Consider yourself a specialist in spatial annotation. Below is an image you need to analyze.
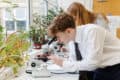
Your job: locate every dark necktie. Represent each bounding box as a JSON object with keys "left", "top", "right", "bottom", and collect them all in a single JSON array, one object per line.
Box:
[
  {"left": 74, "top": 42, "right": 89, "bottom": 80},
  {"left": 74, "top": 42, "right": 82, "bottom": 60}
]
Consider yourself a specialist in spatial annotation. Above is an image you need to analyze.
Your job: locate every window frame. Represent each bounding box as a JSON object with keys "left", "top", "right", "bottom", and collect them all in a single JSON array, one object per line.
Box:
[{"left": 2, "top": 5, "right": 29, "bottom": 34}]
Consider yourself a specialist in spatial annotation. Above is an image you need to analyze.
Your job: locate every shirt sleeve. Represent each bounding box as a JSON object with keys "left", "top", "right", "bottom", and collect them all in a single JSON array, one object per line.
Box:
[{"left": 62, "top": 27, "right": 106, "bottom": 72}]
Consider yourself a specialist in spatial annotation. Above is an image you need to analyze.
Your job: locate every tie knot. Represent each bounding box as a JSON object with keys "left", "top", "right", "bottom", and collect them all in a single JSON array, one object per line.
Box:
[{"left": 74, "top": 42, "right": 78, "bottom": 47}]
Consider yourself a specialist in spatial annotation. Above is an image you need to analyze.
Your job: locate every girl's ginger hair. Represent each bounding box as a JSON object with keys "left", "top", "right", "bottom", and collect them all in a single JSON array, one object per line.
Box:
[{"left": 67, "top": 2, "right": 97, "bottom": 26}]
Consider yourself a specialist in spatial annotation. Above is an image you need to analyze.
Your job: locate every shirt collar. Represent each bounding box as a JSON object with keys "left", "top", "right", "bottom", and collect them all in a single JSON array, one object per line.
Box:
[{"left": 75, "top": 27, "right": 81, "bottom": 44}]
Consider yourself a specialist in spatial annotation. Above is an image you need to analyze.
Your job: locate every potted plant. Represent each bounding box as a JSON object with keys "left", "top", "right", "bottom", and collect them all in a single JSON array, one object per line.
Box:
[
  {"left": 29, "top": 14, "right": 48, "bottom": 49},
  {"left": 30, "top": 8, "right": 63, "bottom": 49},
  {"left": 0, "top": 1, "right": 30, "bottom": 79},
  {"left": 0, "top": 30, "right": 30, "bottom": 79}
]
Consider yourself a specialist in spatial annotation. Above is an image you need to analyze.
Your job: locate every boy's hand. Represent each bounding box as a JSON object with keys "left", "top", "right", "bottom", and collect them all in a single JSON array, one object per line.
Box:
[{"left": 47, "top": 54, "right": 63, "bottom": 67}]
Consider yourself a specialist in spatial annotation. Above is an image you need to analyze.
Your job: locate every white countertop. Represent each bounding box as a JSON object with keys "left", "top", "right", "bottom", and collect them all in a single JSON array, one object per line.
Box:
[
  {"left": 11, "top": 49, "right": 79, "bottom": 80},
  {"left": 11, "top": 72, "right": 78, "bottom": 80}
]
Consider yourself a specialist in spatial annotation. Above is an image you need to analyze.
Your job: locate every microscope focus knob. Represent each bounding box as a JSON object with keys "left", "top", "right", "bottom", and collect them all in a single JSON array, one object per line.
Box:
[{"left": 31, "top": 62, "right": 36, "bottom": 67}]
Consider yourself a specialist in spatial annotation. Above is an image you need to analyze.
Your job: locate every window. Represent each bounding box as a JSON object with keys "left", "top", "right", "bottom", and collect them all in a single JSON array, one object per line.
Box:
[
  {"left": 5, "top": 21, "right": 15, "bottom": 31},
  {"left": 32, "top": 0, "right": 58, "bottom": 15},
  {"left": 16, "top": 20, "right": 26, "bottom": 31},
  {"left": 4, "top": 7, "right": 28, "bottom": 33}
]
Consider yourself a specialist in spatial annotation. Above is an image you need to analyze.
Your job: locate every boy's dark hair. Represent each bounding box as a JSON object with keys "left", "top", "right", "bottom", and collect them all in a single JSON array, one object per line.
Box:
[{"left": 49, "top": 12, "right": 75, "bottom": 36}]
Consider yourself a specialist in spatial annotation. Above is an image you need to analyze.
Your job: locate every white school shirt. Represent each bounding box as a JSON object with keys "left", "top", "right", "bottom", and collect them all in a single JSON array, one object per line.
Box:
[{"left": 62, "top": 24, "right": 120, "bottom": 72}]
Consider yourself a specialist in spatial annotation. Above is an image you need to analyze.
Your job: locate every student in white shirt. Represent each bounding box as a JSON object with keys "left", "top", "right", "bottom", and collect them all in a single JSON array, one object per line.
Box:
[
  {"left": 66, "top": 2, "right": 110, "bottom": 80},
  {"left": 64, "top": 2, "right": 110, "bottom": 80},
  {"left": 48, "top": 13, "right": 120, "bottom": 80}
]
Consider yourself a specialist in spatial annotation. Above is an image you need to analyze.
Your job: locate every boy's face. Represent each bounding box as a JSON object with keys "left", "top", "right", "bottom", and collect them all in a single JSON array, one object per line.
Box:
[{"left": 56, "top": 28, "right": 75, "bottom": 44}]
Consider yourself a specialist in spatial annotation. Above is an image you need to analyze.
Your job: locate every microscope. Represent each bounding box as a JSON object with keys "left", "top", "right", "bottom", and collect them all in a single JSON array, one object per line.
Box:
[
  {"left": 26, "top": 37, "right": 63, "bottom": 78},
  {"left": 30, "top": 53, "right": 51, "bottom": 78}
]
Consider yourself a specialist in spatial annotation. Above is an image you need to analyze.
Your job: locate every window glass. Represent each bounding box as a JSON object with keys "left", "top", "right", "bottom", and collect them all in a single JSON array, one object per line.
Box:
[
  {"left": 16, "top": 20, "right": 26, "bottom": 31},
  {"left": 15, "top": 8, "right": 26, "bottom": 19},
  {"left": 5, "top": 21, "right": 15, "bottom": 31},
  {"left": 5, "top": 10, "right": 13, "bottom": 20}
]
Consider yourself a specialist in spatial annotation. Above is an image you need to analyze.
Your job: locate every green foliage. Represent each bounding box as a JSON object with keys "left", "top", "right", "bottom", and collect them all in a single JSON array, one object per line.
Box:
[
  {"left": 42, "top": 7, "right": 63, "bottom": 27},
  {"left": 29, "top": 15, "right": 47, "bottom": 44},
  {"left": 0, "top": 25, "right": 3, "bottom": 47},
  {"left": 0, "top": 0, "right": 29, "bottom": 74},
  {"left": 0, "top": 31, "right": 30, "bottom": 74},
  {"left": 30, "top": 8, "right": 63, "bottom": 44}
]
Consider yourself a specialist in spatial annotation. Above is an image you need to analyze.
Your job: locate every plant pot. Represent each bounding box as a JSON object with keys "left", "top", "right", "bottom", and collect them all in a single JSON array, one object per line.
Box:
[{"left": 33, "top": 43, "right": 42, "bottom": 49}]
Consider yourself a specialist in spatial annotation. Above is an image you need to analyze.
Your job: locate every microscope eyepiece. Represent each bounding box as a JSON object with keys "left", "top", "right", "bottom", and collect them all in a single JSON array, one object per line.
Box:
[{"left": 48, "top": 37, "right": 57, "bottom": 45}]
